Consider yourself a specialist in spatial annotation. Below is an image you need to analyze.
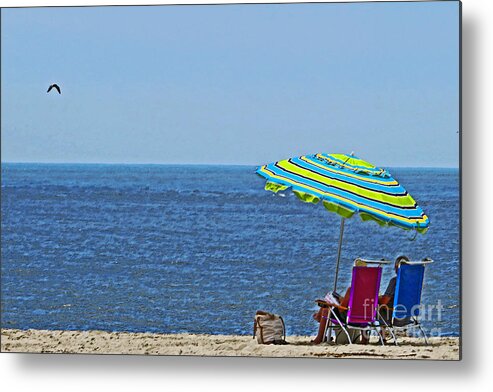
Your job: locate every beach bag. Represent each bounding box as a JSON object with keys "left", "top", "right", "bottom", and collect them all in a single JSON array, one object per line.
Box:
[{"left": 253, "top": 310, "right": 287, "bottom": 344}]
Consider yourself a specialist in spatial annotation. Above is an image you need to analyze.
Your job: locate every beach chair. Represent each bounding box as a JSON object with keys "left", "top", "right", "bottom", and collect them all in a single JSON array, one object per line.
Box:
[
  {"left": 378, "top": 259, "right": 433, "bottom": 346},
  {"left": 317, "top": 259, "right": 388, "bottom": 345}
]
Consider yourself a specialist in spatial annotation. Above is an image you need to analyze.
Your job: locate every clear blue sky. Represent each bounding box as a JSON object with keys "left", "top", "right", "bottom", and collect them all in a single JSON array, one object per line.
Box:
[{"left": 1, "top": 2, "right": 459, "bottom": 167}]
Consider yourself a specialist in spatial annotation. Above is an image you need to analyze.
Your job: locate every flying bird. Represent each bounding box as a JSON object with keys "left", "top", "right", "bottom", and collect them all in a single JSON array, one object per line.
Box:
[{"left": 47, "top": 84, "right": 61, "bottom": 94}]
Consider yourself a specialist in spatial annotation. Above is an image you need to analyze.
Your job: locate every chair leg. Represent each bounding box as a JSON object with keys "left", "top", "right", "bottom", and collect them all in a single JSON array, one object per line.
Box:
[
  {"left": 323, "top": 319, "right": 331, "bottom": 343},
  {"left": 329, "top": 309, "right": 353, "bottom": 344},
  {"left": 378, "top": 310, "right": 397, "bottom": 346},
  {"left": 418, "top": 324, "right": 429, "bottom": 345},
  {"left": 373, "top": 326, "right": 385, "bottom": 346},
  {"left": 389, "top": 328, "right": 398, "bottom": 346}
]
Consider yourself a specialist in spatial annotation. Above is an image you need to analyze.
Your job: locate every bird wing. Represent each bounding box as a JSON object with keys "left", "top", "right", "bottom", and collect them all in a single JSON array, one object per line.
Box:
[
  {"left": 54, "top": 84, "right": 61, "bottom": 94},
  {"left": 47, "top": 85, "right": 53, "bottom": 93}
]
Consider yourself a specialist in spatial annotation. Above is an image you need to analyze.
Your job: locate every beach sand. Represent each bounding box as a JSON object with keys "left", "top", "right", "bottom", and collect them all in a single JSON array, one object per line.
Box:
[{"left": 1, "top": 328, "right": 459, "bottom": 360}]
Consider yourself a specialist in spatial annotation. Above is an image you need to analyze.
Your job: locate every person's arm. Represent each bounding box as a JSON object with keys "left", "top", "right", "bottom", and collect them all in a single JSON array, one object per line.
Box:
[{"left": 379, "top": 277, "right": 396, "bottom": 305}]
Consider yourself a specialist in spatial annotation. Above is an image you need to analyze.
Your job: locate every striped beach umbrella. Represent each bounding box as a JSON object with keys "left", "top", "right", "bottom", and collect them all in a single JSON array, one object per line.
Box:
[{"left": 256, "top": 153, "right": 429, "bottom": 290}]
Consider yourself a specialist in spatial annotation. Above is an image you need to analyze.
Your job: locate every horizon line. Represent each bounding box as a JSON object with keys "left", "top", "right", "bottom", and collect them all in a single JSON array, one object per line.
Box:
[{"left": 1, "top": 160, "right": 460, "bottom": 169}]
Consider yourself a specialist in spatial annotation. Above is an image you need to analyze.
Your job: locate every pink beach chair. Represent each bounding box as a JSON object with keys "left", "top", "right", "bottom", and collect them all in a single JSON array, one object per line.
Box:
[{"left": 317, "top": 261, "right": 386, "bottom": 345}]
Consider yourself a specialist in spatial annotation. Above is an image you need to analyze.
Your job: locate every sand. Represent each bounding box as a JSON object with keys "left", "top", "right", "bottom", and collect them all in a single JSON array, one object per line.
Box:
[{"left": 0, "top": 328, "right": 460, "bottom": 360}]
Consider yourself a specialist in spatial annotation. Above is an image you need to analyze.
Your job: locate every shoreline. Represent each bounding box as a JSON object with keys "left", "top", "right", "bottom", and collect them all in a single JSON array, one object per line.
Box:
[{"left": 1, "top": 328, "right": 460, "bottom": 360}]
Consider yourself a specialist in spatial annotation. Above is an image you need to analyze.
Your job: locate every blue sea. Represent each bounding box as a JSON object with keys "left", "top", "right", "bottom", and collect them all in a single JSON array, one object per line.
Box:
[{"left": 1, "top": 164, "right": 460, "bottom": 336}]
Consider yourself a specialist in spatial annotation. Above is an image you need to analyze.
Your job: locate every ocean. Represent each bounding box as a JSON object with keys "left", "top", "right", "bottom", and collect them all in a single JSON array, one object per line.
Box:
[{"left": 1, "top": 164, "right": 460, "bottom": 337}]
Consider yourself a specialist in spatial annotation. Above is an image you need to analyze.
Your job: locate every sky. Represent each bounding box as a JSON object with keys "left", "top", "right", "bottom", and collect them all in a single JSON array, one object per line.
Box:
[{"left": 1, "top": 1, "right": 460, "bottom": 167}]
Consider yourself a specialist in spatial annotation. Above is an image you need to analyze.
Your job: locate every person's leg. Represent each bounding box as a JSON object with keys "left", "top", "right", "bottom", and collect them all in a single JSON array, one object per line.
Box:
[
  {"left": 313, "top": 307, "right": 323, "bottom": 322},
  {"left": 360, "top": 330, "right": 369, "bottom": 344},
  {"left": 312, "top": 307, "right": 328, "bottom": 344}
]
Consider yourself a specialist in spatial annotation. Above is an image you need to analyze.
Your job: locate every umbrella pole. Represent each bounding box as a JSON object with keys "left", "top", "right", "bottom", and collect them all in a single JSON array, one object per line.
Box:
[{"left": 333, "top": 217, "right": 345, "bottom": 292}]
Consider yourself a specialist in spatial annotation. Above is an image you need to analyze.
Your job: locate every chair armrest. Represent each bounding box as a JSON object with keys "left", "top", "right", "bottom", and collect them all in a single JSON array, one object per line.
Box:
[
  {"left": 316, "top": 299, "right": 348, "bottom": 311},
  {"left": 316, "top": 299, "right": 333, "bottom": 307}
]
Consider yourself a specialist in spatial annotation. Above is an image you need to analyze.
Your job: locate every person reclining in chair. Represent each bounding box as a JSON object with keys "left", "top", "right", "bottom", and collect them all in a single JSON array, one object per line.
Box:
[
  {"left": 312, "top": 258, "right": 376, "bottom": 345},
  {"left": 311, "top": 286, "right": 357, "bottom": 344},
  {"left": 379, "top": 255, "right": 410, "bottom": 310},
  {"left": 378, "top": 255, "right": 411, "bottom": 342}
]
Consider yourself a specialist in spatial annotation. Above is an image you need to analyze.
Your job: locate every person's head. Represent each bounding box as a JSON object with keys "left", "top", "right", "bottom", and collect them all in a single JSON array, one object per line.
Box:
[{"left": 394, "top": 255, "right": 410, "bottom": 274}]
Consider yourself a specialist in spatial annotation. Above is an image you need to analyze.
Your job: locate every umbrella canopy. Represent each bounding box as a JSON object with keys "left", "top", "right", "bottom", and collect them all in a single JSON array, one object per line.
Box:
[
  {"left": 256, "top": 153, "right": 429, "bottom": 232},
  {"left": 256, "top": 153, "right": 429, "bottom": 290}
]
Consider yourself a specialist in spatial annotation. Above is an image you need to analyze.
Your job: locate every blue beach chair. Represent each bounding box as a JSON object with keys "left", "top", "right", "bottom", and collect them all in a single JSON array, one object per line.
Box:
[{"left": 378, "top": 259, "right": 433, "bottom": 345}]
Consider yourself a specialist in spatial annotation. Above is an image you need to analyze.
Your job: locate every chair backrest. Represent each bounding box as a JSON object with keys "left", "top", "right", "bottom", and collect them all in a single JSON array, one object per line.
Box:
[
  {"left": 347, "top": 266, "right": 382, "bottom": 324},
  {"left": 392, "top": 263, "right": 426, "bottom": 320}
]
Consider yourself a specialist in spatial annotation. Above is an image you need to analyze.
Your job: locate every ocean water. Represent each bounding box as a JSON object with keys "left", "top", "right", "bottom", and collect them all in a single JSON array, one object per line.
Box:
[{"left": 1, "top": 164, "right": 460, "bottom": 336}]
